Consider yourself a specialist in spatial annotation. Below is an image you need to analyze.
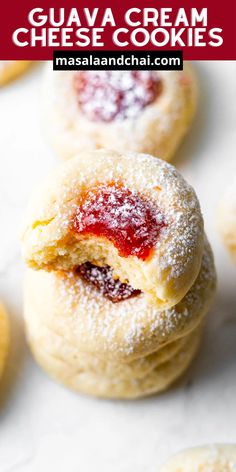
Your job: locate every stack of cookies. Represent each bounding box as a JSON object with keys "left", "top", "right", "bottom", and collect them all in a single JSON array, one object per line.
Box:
[{"left": 21, "top": 150, "right": 216, "bottom": 399}]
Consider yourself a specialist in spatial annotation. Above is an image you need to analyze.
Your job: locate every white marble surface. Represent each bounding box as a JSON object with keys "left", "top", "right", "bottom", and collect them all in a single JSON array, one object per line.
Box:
[{"left": 0, "top": 61, "right": 235, "bottom": 471}]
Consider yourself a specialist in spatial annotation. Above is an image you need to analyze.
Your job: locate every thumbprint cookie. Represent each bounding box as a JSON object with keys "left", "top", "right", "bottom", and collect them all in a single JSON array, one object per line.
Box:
[
  {"left": 21, "top": 150, "right": 204, "bottom": 310},
  {"left": 42, "top": 65, "right": 197, "bottom": 161}
]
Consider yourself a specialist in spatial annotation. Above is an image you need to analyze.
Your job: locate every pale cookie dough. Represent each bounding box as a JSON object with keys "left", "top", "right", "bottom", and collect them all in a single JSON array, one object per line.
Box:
[
  {"left": 42, "top": 65, "right": 197, "bottom": 161},
  {"left": 26, "top": 324, "right": 197, "bottom": 381},
  {"left": 21, "top": 150, "right": 204, "bottom": 310},
  {"left": 218, "top": 180, "right": 236, "bottom": 263},
  {"left": 24, "top": 240, "right": 216, "bottom": 364},
  {"left": 160, "top": 444, "right": 236, "bottom": 471},
  {"left": 24, "top": 297, "right": 203, "bottom": 399},
  {"left": 0, "top": 302, "right": 9, "bottom": 377},
  {"left": 0, "top": 61, "right": 31, "bottom": 86}
]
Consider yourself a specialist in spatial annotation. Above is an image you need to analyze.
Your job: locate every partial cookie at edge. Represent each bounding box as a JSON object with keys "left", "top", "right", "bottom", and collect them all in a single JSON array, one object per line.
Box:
[{"left": 160, "top": 444, "right": 236, "bottom": 471}]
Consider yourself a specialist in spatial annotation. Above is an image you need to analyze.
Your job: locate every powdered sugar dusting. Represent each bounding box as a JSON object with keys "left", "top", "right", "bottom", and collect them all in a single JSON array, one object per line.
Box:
[
  {"left": 199, "top": 459, "right": 236, "bottom": 471},
  {"left": 74, "top": 71, "right": 161, "bottom": 122},
  {"left": 51, "top": 240, "right": 215, "bottom": 358},
  {"left": 180, "top": 444, "right": 236, "bottom": 472},
  {"left": 76, "top": 262, "right": 141, "bottom": 303},
  {"left": 152, "top": 161, "right": 203, "bottom": 279},
  {"left": 23, "top": 151, "right": 204, "bottom": 307},
  {"left": 72, "top": 182, "right": 166, "bottom": 260}
]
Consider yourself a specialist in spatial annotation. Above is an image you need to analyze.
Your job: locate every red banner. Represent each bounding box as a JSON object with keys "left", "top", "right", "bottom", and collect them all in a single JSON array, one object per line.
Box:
[{"left": 0, "top": 0, "right": 235, "bottom": 60}]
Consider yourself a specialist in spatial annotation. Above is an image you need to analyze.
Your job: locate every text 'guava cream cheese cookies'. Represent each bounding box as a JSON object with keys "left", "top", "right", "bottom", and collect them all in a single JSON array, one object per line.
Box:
[
  {"left": 218, "top": 180, "right": 236, "bottom": 263},
  {"left": 21, "top": 150, "right": 204, "bottom": 310},
  {"left": 160, "top": 444, "right": 236, "bottom": 472},
  {"left": 0, "top": 61, "right": 31, "bottom": 86},
  {"left": 42, "top": 65, "right": 197, "bottom": 161},
  {"left": 0, "top": 302, "right": 9, "bottom": 378}
]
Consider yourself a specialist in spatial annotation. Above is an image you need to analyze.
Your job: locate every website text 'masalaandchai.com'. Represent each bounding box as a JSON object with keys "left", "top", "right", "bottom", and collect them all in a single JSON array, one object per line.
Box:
[{"left": 53, "top": 51, "right": 183, "bottom": 70}]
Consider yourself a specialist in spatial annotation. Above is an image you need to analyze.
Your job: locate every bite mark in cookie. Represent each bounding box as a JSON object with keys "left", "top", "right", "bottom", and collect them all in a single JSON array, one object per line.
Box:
[
  {"left": 72, "top": 182, "right": 166, "bottom": 260},
  {"left": 76, "top": 262, "right": 141, "bottom": 303}
]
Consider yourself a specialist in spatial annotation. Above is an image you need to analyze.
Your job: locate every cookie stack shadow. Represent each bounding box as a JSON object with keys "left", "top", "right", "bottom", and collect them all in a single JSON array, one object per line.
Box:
[{"left": 21, "top": 150, "right": 216, "bottom": 399}]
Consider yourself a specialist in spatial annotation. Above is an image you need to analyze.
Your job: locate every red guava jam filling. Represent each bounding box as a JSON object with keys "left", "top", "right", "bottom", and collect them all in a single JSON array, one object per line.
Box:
[
  {"left": 74, "top": 71, "right": 162, "bottom": 122},
  {"left": 77, "top": 262, "right": 141, "bottom": 303},
  {"left": 72, "top": 183, "right": 166, "bottom": 260}
]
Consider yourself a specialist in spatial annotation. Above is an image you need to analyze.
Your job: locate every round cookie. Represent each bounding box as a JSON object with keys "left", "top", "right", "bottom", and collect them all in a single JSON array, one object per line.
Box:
[
  {"left": 26, "top": 324, "right": 195, "bottom": 381},
  {"left": 24, "top": 240, "right": 216, "bottom": 363},
  {"left": 160, "top": 444, "right": 236, "bottom": 471},
  {"left": 42, "top": 65, "right": 197, "bottom": 161},
  {"left": 218, "top": 180, "right": 236, "bottom": 263},
  {"left": 0, "top": 61, "right": 31, "bottom": 86},
  {"left": 21, "top": 150, "right": 204, "bottom": 310},
  {"left": 24, "top": 321, "right": 202, "bottom": 399},
  {"left": 0, "top": 302, "right": 9, "bottom": 377}
]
